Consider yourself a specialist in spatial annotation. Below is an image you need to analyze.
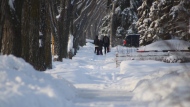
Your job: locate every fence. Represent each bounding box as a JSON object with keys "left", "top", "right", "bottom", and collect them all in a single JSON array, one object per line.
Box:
[
  {"left": 115, "top": 46, "right": 137, "bottom": 67},
  {"left": 115, "top": 46, "right": 190, "bottom": 67}
]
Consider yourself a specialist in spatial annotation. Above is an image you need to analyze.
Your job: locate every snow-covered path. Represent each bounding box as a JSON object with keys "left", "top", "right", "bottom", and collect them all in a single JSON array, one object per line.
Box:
[
  {"left": 74, "top": 89, "right": 133, "bottom": 107},
  {"left": 46, "top": 40, "right": 190, "bottom": 107},
  {"left": 48, "top": 41, "right": 138, "bottom": 107}
]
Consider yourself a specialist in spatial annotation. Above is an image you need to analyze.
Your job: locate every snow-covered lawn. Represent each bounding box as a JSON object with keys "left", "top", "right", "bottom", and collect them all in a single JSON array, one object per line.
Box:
[{"left": 0, "top": 39, "right": 190, "bottom": 107}]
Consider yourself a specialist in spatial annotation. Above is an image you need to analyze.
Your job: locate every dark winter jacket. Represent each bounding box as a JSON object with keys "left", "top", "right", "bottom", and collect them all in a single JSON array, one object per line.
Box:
[
  {"left": 98, "top": 40, "right": 103, "bottom": 49},
  {"left": 103, "top": 36, "right": 110, "bottom": 46},
  {"left": 94, "top": 36, "right": 99, "bottom": 47}
]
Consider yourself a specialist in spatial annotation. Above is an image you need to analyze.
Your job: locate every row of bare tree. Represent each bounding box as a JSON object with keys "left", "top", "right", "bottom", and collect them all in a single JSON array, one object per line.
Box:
[{"left": 0, "top": 0, "right": 110, "bottom": 71}]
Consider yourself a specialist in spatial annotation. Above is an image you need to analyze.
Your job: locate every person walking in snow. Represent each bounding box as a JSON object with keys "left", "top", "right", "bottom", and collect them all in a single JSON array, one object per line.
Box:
[
  {"left": 103, "top": 35, "right": 110, "bottom": 54},
  {"left": 98, "top": 38, "right": 103, "bottom": 55},
  {"left": 94, "top": 35, "right": 99, "bottom": 54}
]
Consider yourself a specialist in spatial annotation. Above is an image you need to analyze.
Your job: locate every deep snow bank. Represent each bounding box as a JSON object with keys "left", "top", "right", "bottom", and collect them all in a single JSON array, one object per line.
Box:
[
  {"left": 138, "top": 40, "right": 190, "bottom": 51},
  {"left": 120, "top": 60, "right": 190, "bottom": 107},
  {"left": 0, "top": 55, "right": 76, "bottom": 107}
]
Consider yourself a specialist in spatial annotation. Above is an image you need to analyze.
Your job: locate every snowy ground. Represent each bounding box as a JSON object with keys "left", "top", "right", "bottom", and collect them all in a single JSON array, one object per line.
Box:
[{"left": 1, "top": 39, "right": 190, "bottom": 107}]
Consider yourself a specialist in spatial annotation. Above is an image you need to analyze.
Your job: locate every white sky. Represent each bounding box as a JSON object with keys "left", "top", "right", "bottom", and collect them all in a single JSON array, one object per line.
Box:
[{"left": 0, "top": 39, "right": 190, "bottom": 107}]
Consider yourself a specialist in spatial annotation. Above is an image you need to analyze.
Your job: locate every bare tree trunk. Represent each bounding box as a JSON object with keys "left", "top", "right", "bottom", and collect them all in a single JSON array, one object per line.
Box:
[
  {"left": 68, "top": 0, "right": 75, "bottom": 59},
  {"left": 21, "top": 1, "right": 30, "bottom": 62},
  {"left": 22, "top": 0, "right": 41, "bottom": 70},
  {"left": 53, "top": 0, "right": 65, "bottom": 61},
  {"left": 110, "top": 0, "right": 117, "bottom": 48},
  {"left": 38, "top": 0, "right": 52, "bottom": 70},
  {"left": 0, "top": 0, "right": 4, "bottom": 52},
  {"left": 1, "top": 0, "right": 23, "bottom": 57},
  {"left": 48, "top": 0, "right": 58, "bottom": 57},
  {"left": 44, "top": 1, "right": 52, "bottom": 69},
  {"left": 62, "top": 0, "right": 70, "bottom": 58}
]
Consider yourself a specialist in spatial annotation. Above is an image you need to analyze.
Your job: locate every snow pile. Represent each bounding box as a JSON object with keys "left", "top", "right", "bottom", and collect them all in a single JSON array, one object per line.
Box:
[
  {"left": 137, "top": 40, "right": 190, "bottom": 63},
  {"left": 138, "top": 39, "right": 190, "bottom": 51},
  {"left": 0, "top": 55, "right": 76, "bottom": 107},
  {"left": 163, "top": 54, "right": 185, "bottom": 63},
  {"left": 120, "top": 60, "right": 190, "bottom": 107}
]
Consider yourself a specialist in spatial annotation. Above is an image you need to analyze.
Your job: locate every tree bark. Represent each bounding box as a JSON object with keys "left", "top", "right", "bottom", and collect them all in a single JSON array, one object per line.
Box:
[
  {"left": 38, "top": 0, "right": 52, "bottom": 70},
  {"left": 44, "top": 1, "right": 52, "bottom": 69},
  {"left": 110, "top": 0, "right": 117, "bottom": 47},
  {"left": 53, "top": 0, "right": 65, "bottom": 61},
  {"left": 0, "top": 0, "right": 4, "bottom": 52},
  {"left": 62, "top": 0, "right": 72, "bottom": 58},
  {"left": 22, "top": 0, "right": 41, "bottom": 70},
  {"left": 1, "top": 0, "right": 23, "bottom": 57}
]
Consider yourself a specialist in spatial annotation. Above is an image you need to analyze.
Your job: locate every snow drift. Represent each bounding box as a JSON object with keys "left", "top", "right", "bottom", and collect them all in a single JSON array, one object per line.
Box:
[
  {"left": 0, "top": 55, "right": 76, "bottom": 107},
  {"left": 120, "top": 60, "right": 190, "bottom": 107}
]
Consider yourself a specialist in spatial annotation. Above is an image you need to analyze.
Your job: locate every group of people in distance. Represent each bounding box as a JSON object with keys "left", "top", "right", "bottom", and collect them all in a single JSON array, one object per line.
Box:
[{"left": 94, "top": 35, "right": 110, "bottom": 55}]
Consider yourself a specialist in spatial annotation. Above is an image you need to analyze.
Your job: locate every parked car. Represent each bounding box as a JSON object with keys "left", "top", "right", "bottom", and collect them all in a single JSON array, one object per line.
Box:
[{"left": 123, "top": 34, "right": 140, "bottom": 47}]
